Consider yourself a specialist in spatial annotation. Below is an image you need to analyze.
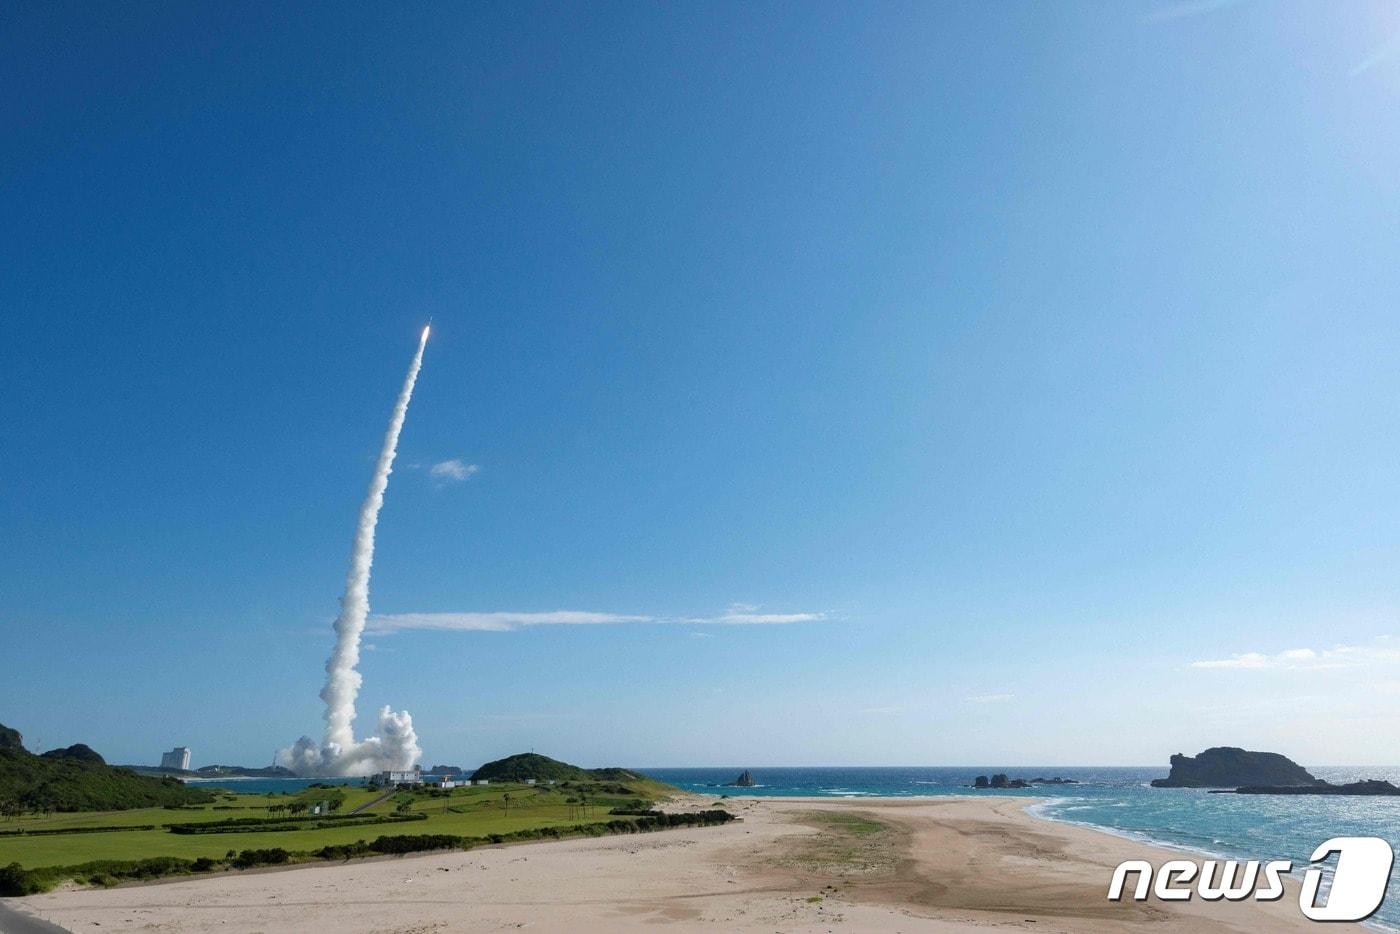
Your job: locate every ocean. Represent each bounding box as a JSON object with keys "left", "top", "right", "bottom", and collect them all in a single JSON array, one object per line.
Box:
[{"left": 191, "top": 765, "right": 1400, "bottom": 929}]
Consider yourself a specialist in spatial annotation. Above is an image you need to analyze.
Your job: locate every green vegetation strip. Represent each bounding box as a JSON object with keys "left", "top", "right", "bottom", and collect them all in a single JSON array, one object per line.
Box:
[
  {"left": 167, "top": 813, "right": 427, "bottom": 834},
  {"left": 0, "top": 824, "right": 158, "bottom": 837},
  {"left": 0, "top": 810, "right": 737, "bottom": 896},
  {"left": 802, "top": 811, "right": 886, "bottom": 836}
]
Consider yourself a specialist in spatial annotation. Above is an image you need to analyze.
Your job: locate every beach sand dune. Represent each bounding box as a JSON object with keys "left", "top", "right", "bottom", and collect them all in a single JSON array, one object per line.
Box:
[{"left": 4, "top": 796, "right": 1317, "bottom": 932}]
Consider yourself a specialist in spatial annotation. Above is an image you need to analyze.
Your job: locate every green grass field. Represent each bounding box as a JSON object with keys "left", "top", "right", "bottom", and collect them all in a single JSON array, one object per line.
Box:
[{"left": 0, "top": 779, "right": 679, "bottom": 870}]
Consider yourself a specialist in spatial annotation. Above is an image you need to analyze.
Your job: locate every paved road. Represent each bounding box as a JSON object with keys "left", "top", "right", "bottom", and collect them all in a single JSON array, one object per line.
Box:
[
  {"left": 0, "top": 901, "right": 69, "bottom": 934},
  {"left": 347, "top": 787, "right": 397, "bottom": 815}
]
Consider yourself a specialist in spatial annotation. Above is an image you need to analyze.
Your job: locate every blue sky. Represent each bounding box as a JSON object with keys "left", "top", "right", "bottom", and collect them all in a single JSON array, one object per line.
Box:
[{"left": 4, "top": 2, "right": 1400, "bottom": 768}]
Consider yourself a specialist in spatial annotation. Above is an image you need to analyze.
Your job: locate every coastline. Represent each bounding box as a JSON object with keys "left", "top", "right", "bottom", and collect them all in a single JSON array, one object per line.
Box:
[
  {"left": 1024, "top": 796, "right": 1244, "bottom": 862},
  {"left": 3, "top": 793, "right": 1323, "bottom": 932}
]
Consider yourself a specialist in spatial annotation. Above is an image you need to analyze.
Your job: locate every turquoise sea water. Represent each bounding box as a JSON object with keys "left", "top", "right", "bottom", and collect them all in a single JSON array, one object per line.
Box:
[{"left": 192, "top": 766, "right": 1400, "bottom": 929}]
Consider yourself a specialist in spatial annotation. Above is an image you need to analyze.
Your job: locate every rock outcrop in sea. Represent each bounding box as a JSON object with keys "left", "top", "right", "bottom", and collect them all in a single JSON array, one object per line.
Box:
[
  {"left": 1150, "top": 747, "right": 1321, "bottom": 788},
  {"left": 972, "top": 774, "right": 1077, "bottom": 789},
  {"left": 1225, "top": 779, "right": 1400, "bottom": 796},
  {"left": 726, "top": 770, "right": 756, "bottom": 787},
  {"left": 974, "top": 774, "right": 1025, "bottom": 789}
]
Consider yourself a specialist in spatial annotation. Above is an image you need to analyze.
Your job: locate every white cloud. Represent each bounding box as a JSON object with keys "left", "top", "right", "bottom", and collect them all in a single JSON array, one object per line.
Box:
[
  {"left": 429, "top": 459, "right": 479, "bottom": 482},
  {"left": 368, "top": 611, "right": 652, "bottom": 633},
  {"left": 968, "top": 693, "right": 1014, "bottom": 704},
  {"left": 367, "top": 606, "right": 825, "bottom": 634},
  {"left": 1191, "top": 641, "right": 1400, "bottom": 671},
  {"left": 691, "top": 610, "right": 826, "bottom": 625}
]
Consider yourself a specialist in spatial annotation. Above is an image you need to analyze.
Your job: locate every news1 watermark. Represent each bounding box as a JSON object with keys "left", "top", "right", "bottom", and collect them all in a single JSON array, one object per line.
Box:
[{"left": 1109, "top": 837, "right": 1395, "bottom": 922}]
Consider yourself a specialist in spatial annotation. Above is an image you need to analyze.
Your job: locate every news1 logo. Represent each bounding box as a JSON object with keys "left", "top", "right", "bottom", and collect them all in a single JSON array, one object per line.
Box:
[{"left": 1108, "top": 837, "right": 1395, "bottom": 922}]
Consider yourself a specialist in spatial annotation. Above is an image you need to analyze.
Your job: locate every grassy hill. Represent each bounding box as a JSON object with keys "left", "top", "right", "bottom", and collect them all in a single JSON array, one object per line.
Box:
[
  {"left": 469, "top": 753, "right": 649, "bottom": 785},
  {"left": 0, "top": 723, "right": 212, "bottom": 813}
]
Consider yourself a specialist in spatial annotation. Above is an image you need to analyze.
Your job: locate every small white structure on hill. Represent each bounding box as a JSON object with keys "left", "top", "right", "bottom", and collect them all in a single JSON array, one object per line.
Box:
[
  {"left": 425, "top": 776, "right": 464, "bottom": 789},
  {"left": 160, "top": 747, "right": 191, "bottom": 771}
]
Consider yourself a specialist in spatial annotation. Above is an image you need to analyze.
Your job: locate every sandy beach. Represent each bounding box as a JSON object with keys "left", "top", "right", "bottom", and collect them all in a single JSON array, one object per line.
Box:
[{"left": 3, "top": 795, "right": 1317, "bottom": 933}]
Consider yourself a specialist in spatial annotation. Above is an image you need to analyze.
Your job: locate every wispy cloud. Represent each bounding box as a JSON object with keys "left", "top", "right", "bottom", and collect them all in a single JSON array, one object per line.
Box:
[
  {"left": 1145, "top": 0, "right": 1397, "bottom": 78},
  {"left": 1352, "top": 30, "right": 1400, "bottom": 77},
  {"left": 689, "top": 610, "right": 826, "bottom": 625},
  {"left": 1191, "top": 640, "right": 1400, "bottom": 671},
  {"left": 429, "top": 459, "right": 479, "bottom": 483},
  {"left": 860, "top": 705, "right": 904, "bottom": 716},
  {"left": 367, "top": 606, "right": 826, "bottom": 634},
  {"left": 369, "top": 611, "right": 652, "bottom": 633},
  {"left": 968, "top": 693, "right": 1014, "bottom": 704}
]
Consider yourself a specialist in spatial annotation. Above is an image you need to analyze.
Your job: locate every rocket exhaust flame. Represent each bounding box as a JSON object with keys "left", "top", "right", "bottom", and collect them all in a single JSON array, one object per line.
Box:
[{"left": 280, "top": 327, "right": 429, "bottom": 776}]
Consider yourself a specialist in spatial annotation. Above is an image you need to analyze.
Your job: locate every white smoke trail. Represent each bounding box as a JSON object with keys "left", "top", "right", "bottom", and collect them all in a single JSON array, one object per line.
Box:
[{"left": 280, "top": 326, "right": 429, "bottom": 776}]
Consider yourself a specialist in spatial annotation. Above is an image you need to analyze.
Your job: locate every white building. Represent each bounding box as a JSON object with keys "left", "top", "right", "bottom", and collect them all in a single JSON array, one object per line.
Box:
[
  {"left": 374, "top": 767, "right": 423, "bottom": 786},
  {"left": 160, "top": 747, "right": 191, "bottom": 770}
]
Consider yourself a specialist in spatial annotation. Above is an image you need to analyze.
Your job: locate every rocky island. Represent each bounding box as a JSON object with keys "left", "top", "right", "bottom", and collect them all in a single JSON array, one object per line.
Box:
[
  {"left": 1153, "top": 747, "right": 1399, "bottom": 796},
  {"left": 1150, "top": 747, "right": 1321, "bottom": 788},
  {"left": 726, "top": 770, "right": 757, "bottom": 787},
  {"left": 972, "top": 774, "right": 1078, "bottom": 789}
]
